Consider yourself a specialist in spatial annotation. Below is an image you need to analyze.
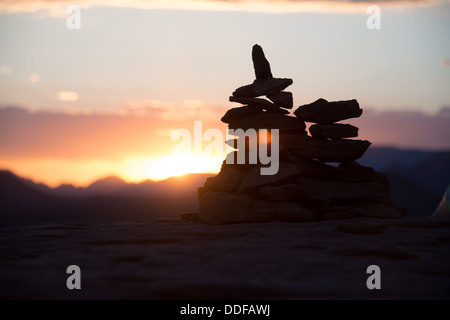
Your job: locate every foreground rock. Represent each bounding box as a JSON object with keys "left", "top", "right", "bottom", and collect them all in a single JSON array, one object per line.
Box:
[
  {"left": 337, "top": 218, "right": 391, "bottom": 234},
  {"left": 199, "top": 192, "right": 316, "bottom": 225},
  {"left": 2, "top": 218, "right": 449, "bottom": 299}
]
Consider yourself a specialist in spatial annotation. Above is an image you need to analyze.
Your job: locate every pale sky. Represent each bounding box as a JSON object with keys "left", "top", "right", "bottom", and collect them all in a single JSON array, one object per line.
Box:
[
  {"left": 0, "top": 0, "right": 449, "bottom": 186},
  {"left": 0, "top": 1, "right": 449, "bottom": 113}
]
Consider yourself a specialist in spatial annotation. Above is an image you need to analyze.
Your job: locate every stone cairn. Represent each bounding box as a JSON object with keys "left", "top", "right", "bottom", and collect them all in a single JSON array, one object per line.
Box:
[{"left": 197, "top": 44, "right": 403, "bottom": 225}]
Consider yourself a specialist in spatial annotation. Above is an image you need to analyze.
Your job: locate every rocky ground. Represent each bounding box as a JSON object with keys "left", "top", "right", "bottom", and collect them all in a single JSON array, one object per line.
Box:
[{"left": 1, "top": 216, "right": 449, "bottom": 299}]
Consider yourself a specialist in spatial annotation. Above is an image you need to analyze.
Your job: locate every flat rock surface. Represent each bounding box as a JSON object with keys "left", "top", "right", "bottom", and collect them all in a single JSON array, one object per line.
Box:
[{"left": 1, "top": 217, "right": 449, "bottom": 299}]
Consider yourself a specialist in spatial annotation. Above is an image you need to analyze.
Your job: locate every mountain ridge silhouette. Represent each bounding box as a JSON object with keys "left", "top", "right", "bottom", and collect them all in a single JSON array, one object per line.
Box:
[{"left": 0, "top": 147, "right": 448, "bottom": 227}]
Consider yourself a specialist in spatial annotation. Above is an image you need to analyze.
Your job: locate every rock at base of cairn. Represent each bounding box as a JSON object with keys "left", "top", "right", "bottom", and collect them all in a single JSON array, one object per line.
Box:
[{"left": 199, "top": 191, "right": 316, "bottom": 225}]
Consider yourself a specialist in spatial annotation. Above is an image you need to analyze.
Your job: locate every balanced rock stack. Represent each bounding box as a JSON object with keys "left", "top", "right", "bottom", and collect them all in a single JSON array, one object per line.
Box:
[
  {"left": 221, "top": 44, "right": 297, "bottom": 130},
  {"left": 198, "top": 44, "right": 403, "bottom": 225}
]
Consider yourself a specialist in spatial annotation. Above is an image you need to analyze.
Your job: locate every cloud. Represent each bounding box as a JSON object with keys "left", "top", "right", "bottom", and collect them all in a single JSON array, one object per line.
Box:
[
  {"left": 0, "top": 104, "right": 227, "bottom": 161},
  {"left": 125, "top": 99, "right": 227, "bottom": 121},
  {"left": 0, "top": 0, "right": 442, "bottom": 16},
  {"left": 58, "top": 91, "right": 79, "bottom": 102},
  {"left": 443, "top": 57, "right": 450, "bottom": 67},
  {"left": 0, "top": 66, "right": 13, "bottom": 75},
  {"left": 1, "top": 104, "right": 448, "bottom": 165},
  {"left": 0, "top": 104, "right": 448, "bottom": 186},
  {"left": 351, "top": 107, "right": 450, "bottom": 150},
  {"left": 28, "top": 73, "right": 40, "bottom": 83}
]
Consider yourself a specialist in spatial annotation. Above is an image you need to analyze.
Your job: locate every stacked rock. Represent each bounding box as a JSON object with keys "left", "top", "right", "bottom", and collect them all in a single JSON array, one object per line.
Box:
[
  {"left": 198, "top": 45, "right": 403, "bottom": 225},
  {"left": 221, "top": 44, "right": 297, "bottom": 130}
]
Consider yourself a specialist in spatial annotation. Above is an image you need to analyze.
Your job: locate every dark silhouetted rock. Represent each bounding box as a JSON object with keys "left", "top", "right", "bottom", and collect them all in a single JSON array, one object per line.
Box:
[
  {"left": 294, "top": 99, "right": 363, "bottom": 124},
  {"left": 338, "top": 161, "right": 388, "bottom": 183},
  {"left": 232, "top": 78, "right": 293, "bottom": 98},
  {"left": 229, "top": 96, "right": 289, "bottom": 114},
  {"left": 252, "top": 44, "right": 273, "bottom": 80},
  {"left": 309, "top": 124, "right": 359, "bottom": 140},
  {"left": 198, "top": 45, "right": 402, "bottom": 225},
  {"left": 180, "top": 212, "right": 199, "bottom": 221},
  {"left": 267, "top": 92, "right": 293, "bottom": 109},
  {"left": 226, "top": 141, "right": 292, "bottom": 163},
  {"left": 221, "top": 105, "right": 261, "bottom": 124},
  {"left": 220, "top": 156, "right": 258, "bottom": 173},
  {"left": 278, "top": 134, "right": 312, "bottom": 145},
  {"left": 287, "top": 156, "right": 347, "bottom": 180},
  {"left": 228, "top": 113, "right": 306, "bottom": 133},
  {"left": 203, "top": 166, "right": 246, "bottom": 194},
  {"left": 353, "top": 203, "right": 404, "bottom": 219},
  {"left": 223, "top": 151, "right": 262, "bottom": 168},
  {"left": 337, "top": 218, "right": 390, "bottom": 234},
  {"left": 286, "top": 138, "right": 371, "bottom": 162},
  {"left": 238, "top": 162, "right": 303, "bottom": 194},
  {"left": 317, "top": 207, "right": 355, "bottom": 221},
  {"left": 259, "top": 179, "right": 390, "bottom": 204},
  {"left": 285, "top": 157, "right": 389, "bottom": 184},
  {"left": 225, "top": 138, "right": 259, "bottom": 153},
  {"left": 199, "top": 191, "right": 315, "bottom": 225}
]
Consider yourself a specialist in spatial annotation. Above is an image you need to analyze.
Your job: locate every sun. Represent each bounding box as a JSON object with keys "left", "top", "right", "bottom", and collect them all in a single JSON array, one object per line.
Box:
[{"left": 122, "top": 153, "right": 222, "bottom": 182}]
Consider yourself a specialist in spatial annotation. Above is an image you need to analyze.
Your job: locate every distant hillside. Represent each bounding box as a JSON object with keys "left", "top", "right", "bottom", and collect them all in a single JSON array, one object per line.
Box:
[
  {"left": 0, "top": 170, "right": 73, "bottom": 226},
  {"left": 359, "top": 147, "right": 449, "bottom": 216},
  {"left": 384, "top": 151, "right": 450, "bottom": 195},
  {"left": 359, "top": 147, "right": 432, "bottom": 171},
  {"left": 360, "top": 147, "right": 449, "bottom": 195},
  {"left": 0, "top": 147, "right": 448, "bottom": 227},
  {"left": 0, "top": 170, "right": 212, "bottom": 227}
]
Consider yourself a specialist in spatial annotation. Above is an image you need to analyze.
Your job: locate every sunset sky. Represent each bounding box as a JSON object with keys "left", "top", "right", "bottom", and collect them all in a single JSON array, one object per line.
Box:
[{"left": 0, "top": 0, "right": 449, "bottom": 187}]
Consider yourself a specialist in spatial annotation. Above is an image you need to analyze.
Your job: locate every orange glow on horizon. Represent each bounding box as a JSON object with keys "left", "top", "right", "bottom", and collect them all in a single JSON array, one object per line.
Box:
[
  {"left": 0, "top": 0, "right": 439, "bottom": 16},
  {"left": 122, "top": 153, "right": 222, "bottom": 183},
  {"left": 0, "top": 153, "right": 223, "bottom": 188}
]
